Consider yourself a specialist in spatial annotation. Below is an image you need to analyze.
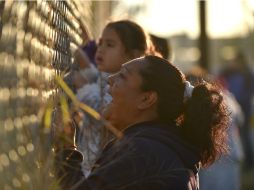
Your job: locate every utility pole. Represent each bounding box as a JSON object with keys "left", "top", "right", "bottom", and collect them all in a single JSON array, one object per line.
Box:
[{"left": 199, "top": 0, "right": 209, "bottom": 70}]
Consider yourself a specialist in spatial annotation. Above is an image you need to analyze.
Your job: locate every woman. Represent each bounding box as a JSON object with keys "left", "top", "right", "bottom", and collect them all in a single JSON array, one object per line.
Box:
[{"left": 55, "top": 55, "right": 229, "bottom": 190}]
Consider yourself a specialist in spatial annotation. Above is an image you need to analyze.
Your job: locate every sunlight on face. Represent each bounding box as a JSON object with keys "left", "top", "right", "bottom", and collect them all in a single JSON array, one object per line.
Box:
[
  {"left": 95, "top": 27, "right": 130, "bottom": 73},
  {"left": 107, "top": 59, "right": 145, "bottom": 129}
]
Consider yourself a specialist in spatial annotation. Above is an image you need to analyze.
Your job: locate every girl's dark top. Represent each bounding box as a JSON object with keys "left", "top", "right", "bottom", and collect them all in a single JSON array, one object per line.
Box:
[{"left": 55, "top": 121, "right": 200, "bottom": 190}]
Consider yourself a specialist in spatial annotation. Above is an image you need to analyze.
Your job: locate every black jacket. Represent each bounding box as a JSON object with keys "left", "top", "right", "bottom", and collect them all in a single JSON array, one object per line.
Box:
[{"left": 55, "top": 121, "right": 200, "bottom": 190}]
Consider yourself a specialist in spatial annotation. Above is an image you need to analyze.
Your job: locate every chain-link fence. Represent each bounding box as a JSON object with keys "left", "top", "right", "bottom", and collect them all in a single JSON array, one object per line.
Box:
[{"left": 0, "top": 1, "right": 91, "bottom": 189}]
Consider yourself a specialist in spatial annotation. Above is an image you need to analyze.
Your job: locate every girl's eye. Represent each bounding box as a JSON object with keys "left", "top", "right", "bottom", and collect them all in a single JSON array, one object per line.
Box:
[{"left": 106, "top": 42, "right": 114, "bottom": 47}]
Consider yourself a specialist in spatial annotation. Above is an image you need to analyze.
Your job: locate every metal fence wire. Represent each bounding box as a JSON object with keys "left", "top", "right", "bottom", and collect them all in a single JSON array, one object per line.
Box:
[{"left": 0, "top": 0, "right": 91, "bottom": 189}]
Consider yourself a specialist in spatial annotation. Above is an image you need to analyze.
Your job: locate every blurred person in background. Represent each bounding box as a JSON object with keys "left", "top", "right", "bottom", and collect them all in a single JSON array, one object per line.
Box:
[
  {"left": 220, "top": 51, "right": 254, "bottom": 169},
  {"left": 199, "top": 87, "right": 244, "bottom": 190},
  {"left": 149, "top": 33, "right": 172, "bottom": 60},
  {"left": 185, "top": 66, "right": 244, "bottom": 190}
]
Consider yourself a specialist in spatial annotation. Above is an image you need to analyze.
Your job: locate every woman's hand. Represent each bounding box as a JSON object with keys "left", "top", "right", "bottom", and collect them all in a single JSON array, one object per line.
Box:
[{"left": 53, "top": 109, "right": 79, "bottom": 152}]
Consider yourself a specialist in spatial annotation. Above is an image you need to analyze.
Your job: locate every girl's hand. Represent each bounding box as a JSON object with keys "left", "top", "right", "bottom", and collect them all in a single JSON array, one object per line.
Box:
[
  {"left": 74, "top": 48, "right": 91, "bottom": 69},
  {"left": 72, "top": 71, "right": 88, "bottom": 89}
]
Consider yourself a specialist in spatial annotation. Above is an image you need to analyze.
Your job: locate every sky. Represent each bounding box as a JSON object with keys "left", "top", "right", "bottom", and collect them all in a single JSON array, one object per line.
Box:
[{"left": 113, "top": 0, "right": 254, "bottom": 39}]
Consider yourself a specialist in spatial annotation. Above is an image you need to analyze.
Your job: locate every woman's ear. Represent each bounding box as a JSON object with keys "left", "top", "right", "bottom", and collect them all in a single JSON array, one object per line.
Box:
[{"left": 138, "top": 91, "right": 158, "bottom": 110}]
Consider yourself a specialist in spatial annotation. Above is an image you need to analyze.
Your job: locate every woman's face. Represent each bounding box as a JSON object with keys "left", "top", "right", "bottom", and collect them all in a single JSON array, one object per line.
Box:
[
  {"left": 95, "top": 27, "right": 130, "bottom": 74},
  {"left": 107, "top": 59, "right": 147, "bottom": 129}
]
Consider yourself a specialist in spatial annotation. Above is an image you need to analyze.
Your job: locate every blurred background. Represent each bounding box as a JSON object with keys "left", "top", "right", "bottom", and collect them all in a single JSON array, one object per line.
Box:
[
  {"left": 0, "top": 0, "right": 254, "bottom": 189},
  {"left": 91, "top": 0, "right": 254, "bottom": 73}
]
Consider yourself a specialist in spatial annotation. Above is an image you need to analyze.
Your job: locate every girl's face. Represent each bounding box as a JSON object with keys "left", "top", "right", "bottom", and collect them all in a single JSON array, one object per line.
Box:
[{"left": 95, "top": 27, "right": 130, "bottom": 73}]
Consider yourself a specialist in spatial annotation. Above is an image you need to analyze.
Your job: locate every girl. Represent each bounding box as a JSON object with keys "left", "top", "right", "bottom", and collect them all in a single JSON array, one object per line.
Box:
[{"left": 72, "top": 20, "right": 159, "bottom": 175}]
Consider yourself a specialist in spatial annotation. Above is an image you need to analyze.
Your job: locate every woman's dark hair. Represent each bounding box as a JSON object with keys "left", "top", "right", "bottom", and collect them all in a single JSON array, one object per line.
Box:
[
  {"left": 105, "top": 20, "right": 159, "bottom": 58},
  {"left": 140, "top": 55, "right": 229, "bottom": 167}
]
